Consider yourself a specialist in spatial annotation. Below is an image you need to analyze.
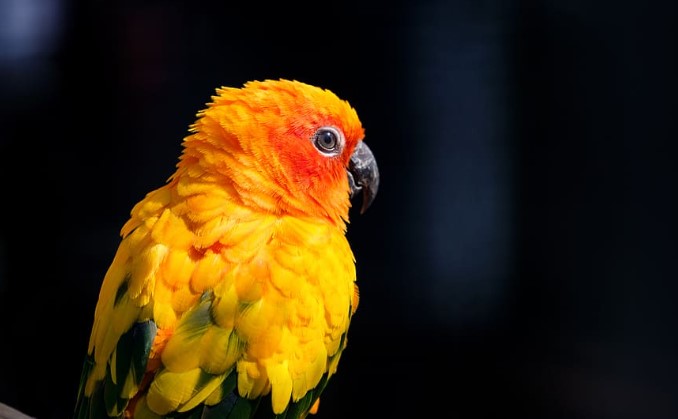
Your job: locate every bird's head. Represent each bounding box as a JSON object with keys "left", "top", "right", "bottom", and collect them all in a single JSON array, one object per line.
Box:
[{"left": 180, "top": 79, "right": 379, "bottom": 226}]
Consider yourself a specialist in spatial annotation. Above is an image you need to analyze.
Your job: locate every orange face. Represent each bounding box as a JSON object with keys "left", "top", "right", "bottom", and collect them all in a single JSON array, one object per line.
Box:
[{"left": 186, "top": 79, "right": 367, "bottom": 224}]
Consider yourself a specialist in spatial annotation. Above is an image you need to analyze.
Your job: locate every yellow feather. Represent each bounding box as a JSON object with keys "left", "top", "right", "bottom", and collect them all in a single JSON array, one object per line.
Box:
[
  {"left": 270, "top": 240, "right": 305, "bottom": 275},
  {"left": 203, "top": 381, "right": 225, "bottom": 406},
  {"left": 189, "top": 249, "right": 227, "bottom": 292},
  {"left": 160, "top": 248, "right": 194, "bottom": 289},
  {"left": 184, "top": 190, "right": 229, "bottom": 213},
  {"left": 87, "top": 244, "right": 130, "bottom": 353},
  {"left": 327, "top": 349, "right": 343, "bottom": 376},
  {"left": 128, "top": 243, "right": 166, "bottom": 301},
  {"left": 233, "top": 259, "right": 267, "bottom": 302},
  {"left": 278, "top": 216, "right": 331, "bottom": 247},
  {"left": 220, "top": 217, "right": 273, "bottom": 247},
  {"left": 161, "top": 302, "right": 212, "bottom": 372},
  {"left": 290, "top": 339, "right": 327, "bottom": 401},
  {"left": 152, "top": 281, "right": 177, "bottom": 329},
  {"left": 220, "top": 217, "right": 276, "bottom": 264},
  {"left": 177, "top": 372, "right": 226, "bottom": 413},
  {"left": 193, "top": 216, "right": 236, "bottom": 248},
  {"left": 267, "top": 360, "right": 293, "bottom": 414},
  {"left": 236, "top": 360, "right": 267, "bottom": 399},
  {"left": 268, "top": 256, "right": 302, "bottom": 298},
  {"left": 146, "top": 369, "right": 202, "bottom": 414},
  {"left": 121, "top": 187, "right": 171, "bottom": 238},
  {"left": 175, "top": 175, "right": 215, "bottom": 197},
  {"left": 170, "top": 286, "right": 199, "bottom": 313},
  {"left": 233, "top": 300, "right": 270, "bottom": 349},
  {"left": 150, "top": 209, "right": 194, "bottom": 249},
  {"left": 211, "top": 283, "right": 239, "bottom": 329},
  {"left": 198, "top": 326, "right": 241, "bottom": 374}
]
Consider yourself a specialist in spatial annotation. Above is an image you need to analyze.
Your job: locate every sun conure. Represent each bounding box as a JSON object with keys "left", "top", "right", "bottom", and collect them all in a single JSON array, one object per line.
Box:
[{"left": 73, "top": 79, "right": 379, "bottom": 419}]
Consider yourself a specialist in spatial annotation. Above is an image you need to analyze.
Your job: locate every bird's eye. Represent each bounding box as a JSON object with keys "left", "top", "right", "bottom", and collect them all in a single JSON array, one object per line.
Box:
[{"left": 312, "top": 127, "right": 343, "bottom": 155}]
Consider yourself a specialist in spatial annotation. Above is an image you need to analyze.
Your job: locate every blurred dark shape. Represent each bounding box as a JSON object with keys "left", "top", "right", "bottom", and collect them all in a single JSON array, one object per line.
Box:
[
  {"left": 0, "top": 402, "right": 35, "bottom": 419},
  {"left": 403, "top": 1, "right": 514, "bottom": 330}
]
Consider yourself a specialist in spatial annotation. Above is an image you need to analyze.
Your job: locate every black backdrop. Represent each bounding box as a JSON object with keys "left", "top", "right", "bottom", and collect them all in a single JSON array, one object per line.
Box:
[{"left": 1, "top": 1, "right": 676, "bottom": 418}]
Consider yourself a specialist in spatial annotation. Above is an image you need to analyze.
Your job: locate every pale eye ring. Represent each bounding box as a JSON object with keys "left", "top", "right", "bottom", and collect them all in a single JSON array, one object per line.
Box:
[{"left": 312, "top": 126, "right": 344, "bottom": 156}]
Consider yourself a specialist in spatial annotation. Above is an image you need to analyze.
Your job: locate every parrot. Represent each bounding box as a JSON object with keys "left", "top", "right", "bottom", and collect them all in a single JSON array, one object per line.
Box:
[{"left": 72, "top": 79, "right": 379, "bottom": 419}]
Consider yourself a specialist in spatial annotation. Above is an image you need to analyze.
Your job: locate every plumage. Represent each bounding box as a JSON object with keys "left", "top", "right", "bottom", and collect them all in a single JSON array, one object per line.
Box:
[{"left": 74, "top": 79, "right": 378, "bottom": 418}]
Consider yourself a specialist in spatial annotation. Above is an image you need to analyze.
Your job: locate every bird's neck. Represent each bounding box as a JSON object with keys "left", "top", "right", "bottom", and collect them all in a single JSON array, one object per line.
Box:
[
  {"left": 172, "top": 141, "right": 348, "bottom": 230},
  {"left": 171, "top": 154, "right": 348, "bottom": 231}
]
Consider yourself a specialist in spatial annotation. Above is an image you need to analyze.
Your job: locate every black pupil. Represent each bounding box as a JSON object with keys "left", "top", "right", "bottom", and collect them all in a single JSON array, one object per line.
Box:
[{"left": 317, "top": 130, "right": 337, "bottom": 150}]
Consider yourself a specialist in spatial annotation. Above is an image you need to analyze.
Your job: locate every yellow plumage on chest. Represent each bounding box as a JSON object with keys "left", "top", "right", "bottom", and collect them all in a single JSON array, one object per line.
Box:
[{"left": 85, "top": 178, "right": 358, "bottom": 415}]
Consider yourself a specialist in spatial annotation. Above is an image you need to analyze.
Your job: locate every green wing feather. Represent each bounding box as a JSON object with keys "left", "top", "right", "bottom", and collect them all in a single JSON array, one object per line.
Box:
[
  {"left": 74, "top": 286, "right": 340, "bottom": 419},
  {"left": 74, "top": 319, "right": 157, "bottom": 418}
]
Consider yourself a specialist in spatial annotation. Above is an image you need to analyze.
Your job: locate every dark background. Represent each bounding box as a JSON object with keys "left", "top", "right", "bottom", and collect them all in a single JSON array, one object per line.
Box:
[{"left": 1, "top": 1, "right": 676, "bottom": 418}]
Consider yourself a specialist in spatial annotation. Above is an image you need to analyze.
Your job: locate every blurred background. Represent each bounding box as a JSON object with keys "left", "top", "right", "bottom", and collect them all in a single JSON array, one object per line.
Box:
[{"left": 1, "top": 0, "right": 676, "bottom": 418}]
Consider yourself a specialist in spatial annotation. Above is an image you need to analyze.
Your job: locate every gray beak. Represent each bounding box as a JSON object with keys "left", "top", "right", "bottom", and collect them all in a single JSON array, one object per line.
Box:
[{"left": 348, "top": 141, "right": 379, "bottom": 214}]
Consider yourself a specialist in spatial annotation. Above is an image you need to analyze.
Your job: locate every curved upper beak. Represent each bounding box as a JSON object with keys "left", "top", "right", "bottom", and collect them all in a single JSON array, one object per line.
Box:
[{"left": 348, "top": 141, "right": 380, "bottom": 214}]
